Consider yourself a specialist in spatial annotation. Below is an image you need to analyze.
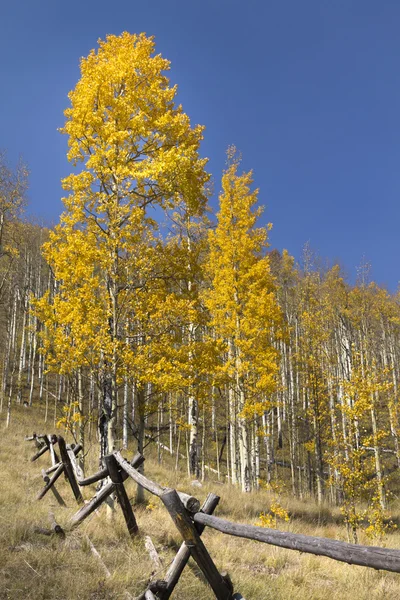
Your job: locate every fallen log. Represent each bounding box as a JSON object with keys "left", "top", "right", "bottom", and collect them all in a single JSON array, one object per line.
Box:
[
  {"left": 194, "top": 513, "right": 400, "bottom": 574},
  {"left": 85, "top": 535, "right": 111, "bottom": 578},
  {"left": 49, "top": 512, "right": 65, "bottom": 538},
  {"left": 33, "top": 513, "right": 65, "bottom": 539},
  {"left": 144, "top": 536, "right": 162, "bottom": 571}
]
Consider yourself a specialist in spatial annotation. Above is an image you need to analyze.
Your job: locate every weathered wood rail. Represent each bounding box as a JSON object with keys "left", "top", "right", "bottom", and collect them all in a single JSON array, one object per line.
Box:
[{"left": 25, "top": 434, "right": 400, "bottom": 599}]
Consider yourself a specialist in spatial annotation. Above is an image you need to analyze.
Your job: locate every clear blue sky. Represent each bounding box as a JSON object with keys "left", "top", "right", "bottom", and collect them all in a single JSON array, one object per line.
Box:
[{"left": 1, "top": 0, "right": 400, "bottom": 289}]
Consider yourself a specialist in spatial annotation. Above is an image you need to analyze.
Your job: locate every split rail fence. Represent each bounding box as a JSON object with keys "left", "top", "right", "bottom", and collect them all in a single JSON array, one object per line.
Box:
[{"left": 26, "top": 433, "right": 400, "bottom": 599}]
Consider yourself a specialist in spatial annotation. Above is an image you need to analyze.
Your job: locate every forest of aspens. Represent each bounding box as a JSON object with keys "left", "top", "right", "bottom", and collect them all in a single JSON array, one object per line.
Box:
[{"left": 2, "top": 31, "right": 400, "bottom": 560}]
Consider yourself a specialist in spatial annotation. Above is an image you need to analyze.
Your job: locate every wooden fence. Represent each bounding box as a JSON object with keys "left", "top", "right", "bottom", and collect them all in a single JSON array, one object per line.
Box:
[{"left": 26, "top": 433, "right": 400, "bottom": 600}]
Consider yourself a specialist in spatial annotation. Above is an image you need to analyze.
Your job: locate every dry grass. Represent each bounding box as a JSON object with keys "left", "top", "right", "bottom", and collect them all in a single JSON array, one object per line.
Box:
[{"left": 2, "top": 406, "right": 400, "bottom": 599}]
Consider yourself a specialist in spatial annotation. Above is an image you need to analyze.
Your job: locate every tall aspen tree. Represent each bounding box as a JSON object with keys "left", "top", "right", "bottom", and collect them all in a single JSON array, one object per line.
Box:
[
  {"left": 35, "top": 33, "right": 209, "bottom": 457},
  {"left": 206, "top": 148, "right": 280, "bottom": 492}
]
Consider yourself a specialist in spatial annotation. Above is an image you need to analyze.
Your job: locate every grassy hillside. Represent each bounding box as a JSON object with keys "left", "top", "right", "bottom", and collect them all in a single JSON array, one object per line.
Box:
[{"left": 1, "top": 406, "right": 400, "bottom": 600}]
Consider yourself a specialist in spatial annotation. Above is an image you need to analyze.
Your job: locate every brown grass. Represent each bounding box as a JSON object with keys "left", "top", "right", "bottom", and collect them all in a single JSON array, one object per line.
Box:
[{"left": 2, "top": 406, "right": 400, "bottom": 599}]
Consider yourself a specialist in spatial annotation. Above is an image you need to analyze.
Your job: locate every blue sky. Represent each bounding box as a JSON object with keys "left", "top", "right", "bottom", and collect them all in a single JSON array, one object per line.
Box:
[{"left": 1, "top": 0, "right": 400, "bottom": 289}]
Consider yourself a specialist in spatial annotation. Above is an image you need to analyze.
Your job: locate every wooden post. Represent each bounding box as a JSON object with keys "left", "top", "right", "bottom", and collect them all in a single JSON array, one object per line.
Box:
[
  {"left": 57, "top": 436, "right": 83, "bottom": 504},
  {"left": 41, "top": 469, "right": 66, "bottom": 506},
  {"left": 49, "top": 434, "right": 60, "bottom": 464},
  {"left": 31, "top": 443, "right": 49, "bottom": 462},
  {"left": 161, "top": 492, "right": 220, "bottom": 599},
  {"left": 69, "top": 453, "right": 144, "bottom": 530},
  {"left": 44, "top": 444, "right": 81, "bottom": 476},
  {"left": 70, "top": 481, "right": 115, "bottom": 528},
  {"left": 43, "top": 434, "right": 61, "bottom": 465},
  {"left": 105, "top": 454, "right": 139, "bottom": 537},
  {"left": 37, "top": 462, "right": 65, "bottom": 500},
  {"left": 161, "top": 489, "right": 231, "bottom": 600},
  {"left": 67, "top": 446, "right": 84, "bottom": 480}
]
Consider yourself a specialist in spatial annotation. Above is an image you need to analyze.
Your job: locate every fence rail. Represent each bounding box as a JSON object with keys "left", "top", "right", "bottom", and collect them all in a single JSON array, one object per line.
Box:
[{"left": 26, "top": 433, "right": 400, "bottom": 599}]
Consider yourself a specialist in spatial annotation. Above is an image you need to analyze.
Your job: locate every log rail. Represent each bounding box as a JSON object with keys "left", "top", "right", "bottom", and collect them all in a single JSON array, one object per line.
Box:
[{"left": 194, "top": 513, "right": 400, "bottom": 574}]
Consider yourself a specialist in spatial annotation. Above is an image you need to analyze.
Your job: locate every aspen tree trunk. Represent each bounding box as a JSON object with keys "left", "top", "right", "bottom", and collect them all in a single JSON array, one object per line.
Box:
[
  {"left": 337, "top": 321, "right": 352, "bottom": 461},
  {"left": 327, "top": 371, "right": 340, "bottom": 502},
  {"left": 54, "top": 374, "right": 62, "bottom": 427},
  {"left": 16, "top": 291, "right": 27, "bottom": 404},
  {"left": 237, "top": 366, "right": 251, "bottom": 492},
  {"left": 6, "top": 290, "right": 18, "bottom": 427},
  {"left": 360, "top": 334, "right": 386, "bottom": 510},
  {"left": 201, "top": 406, "right": 206, "bottom": 481},
  {"left": 29, "top": 254, "right": 42, "bottom": 406},
  {"left": 0, "top": 298, "right": 14, "bottom": 413},
  {"left": 371, "top": 392, "right": 386, "bottom": 510},
  {"left": 186, "top": 225, "right": 200, "bottom": 477},
  {"left": 77, "top": 367, "right": 85, "bottom": 472},
  {"left": 88, "top": 372, "right": 95, "bottom": 440},
  {"left": 169, "top": 393, "right": 174, "bottom": 455},
  {"left": 136, "top": 385, "right": 146, "bottom": 504},
  {"left": 226, "top": 413, "right": 231, "bottom": 483},
  {"left": 188, "top": 392, "right": 199, "bottom": 477},
  {"left": 122, "top": 322, "right": 130, "bottom": 450},
  {"left": 262, "top": 411, "right": 272, "bottom": 484},
  {"left": 313, "top": 413, "right": 324, "bottom": 505},
  {"left": 44, "top": 374, "right": 49, "bottom": 423},
  {"left": 211, "top": 385, "right": 216, "bottom": 432},
  {"left": 100, "top": 236, "right": 120, "bottom": 461},
  {"left": 228, "top": 339, "right": 237, "bottom": 485},
  {"left": 100, "top": 370, "right": 112, "bottom": 460},
  {"left": 285, "top": 338, "right": 297, "bottom": 496},
  {"left": 122, "top": 377, "right": 129, "bottom": 450},
  {"left": 38, "top": 352, "right": 44, "bottom": 403},
  {"left": 381, "top": 322, "right": 400, "bottom": 468},
  {"left": 157, "top": 402, "right": 162, "bottom": 465},
  {"left": 131, "top": 379, "right": 136, "bottom": 435},
  {"left": 215, "top": 422, "right": 221, "bottom": 481},
  {"left": 253, "top": 416, "right": 260, "bottom": 488},
  {"left": 294, "top": 319, "right": 303, "bottom": 496},
  {"left": 28, "top": 317, "right": 38, "bottom": 406}
]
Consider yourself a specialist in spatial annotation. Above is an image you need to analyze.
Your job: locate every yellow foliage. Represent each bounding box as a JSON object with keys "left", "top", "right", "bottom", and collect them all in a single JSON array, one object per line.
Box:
[{"left": 258, "top": 502, "right": 290, "bottom": 529}]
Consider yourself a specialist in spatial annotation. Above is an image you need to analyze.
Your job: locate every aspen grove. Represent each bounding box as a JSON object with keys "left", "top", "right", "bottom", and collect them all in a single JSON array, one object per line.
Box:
[{"left": 3, "top": 33, "right": 400, "bottom": 543}]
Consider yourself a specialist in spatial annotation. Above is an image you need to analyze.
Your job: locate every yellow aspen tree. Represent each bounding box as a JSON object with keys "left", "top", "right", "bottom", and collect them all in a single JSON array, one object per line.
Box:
[
  {"left": 161, "top": 207, "right": 214, "bottom": 476},
  {"left": 298, "top": 267, "right": 332, "bottom": 503},
  {"left": 36, "top": 32, "right": 209, "bottom": 458},
  {"left": 272, "top": 249, "right": 301, "bottom": 495},
  {"left": 205, "top": 148, "right": 281, "bottom": 492}
]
